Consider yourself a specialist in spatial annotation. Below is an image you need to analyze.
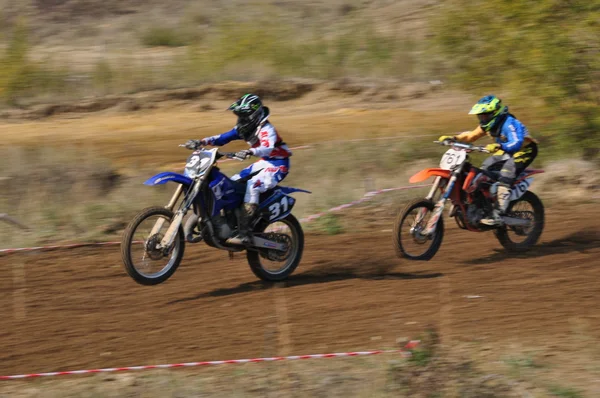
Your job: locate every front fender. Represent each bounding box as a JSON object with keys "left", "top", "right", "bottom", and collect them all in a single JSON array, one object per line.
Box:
[
  {"left": 409, "top": 168, "right": 451, "bottom": 184},
  {"left": 144, "top": 172, "right": 193, "bottom": 186}
]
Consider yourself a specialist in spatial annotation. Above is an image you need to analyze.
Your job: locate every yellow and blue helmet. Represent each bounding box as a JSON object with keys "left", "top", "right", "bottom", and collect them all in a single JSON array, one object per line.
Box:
[{"left": 469, "top": 95, "right": 508, "bottom": 133}]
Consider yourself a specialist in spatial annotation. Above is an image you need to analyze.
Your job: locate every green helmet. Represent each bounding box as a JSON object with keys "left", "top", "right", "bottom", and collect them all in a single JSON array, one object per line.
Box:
[
  {"left": 228, "top": 93, "right": 265, "bottom": 142},
  {"left": 468, "top": 95, "right": 508, "bottom": 134}
]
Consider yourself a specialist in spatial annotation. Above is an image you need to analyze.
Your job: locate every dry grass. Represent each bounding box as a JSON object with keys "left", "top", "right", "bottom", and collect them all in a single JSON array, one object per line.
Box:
[
  {"left": 0, "top": 134, "right": 438, "bottom": 249},
  {"left": 0, "top": 0, "right": 440, "bottom": 106},
  {"left": 0, "top": 89, "right": 472, "bottom": 170},
  {"left": 1, "top": 331, "right": 597, "bottom": 397},
  {"left": 1, "top": 91, "right": 598, "bottom": 249},
  {"left": 0, "top": 85, "right": 471, "bottom": 248}
]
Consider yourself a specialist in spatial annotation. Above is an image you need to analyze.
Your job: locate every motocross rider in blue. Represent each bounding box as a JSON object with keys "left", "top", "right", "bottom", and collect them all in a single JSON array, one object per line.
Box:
[
  {"left": 185, "top": 94, "right": 292, "bottom": 245},
  {"left": 439, "top": 95, "right": 538, "bottom": 226}
]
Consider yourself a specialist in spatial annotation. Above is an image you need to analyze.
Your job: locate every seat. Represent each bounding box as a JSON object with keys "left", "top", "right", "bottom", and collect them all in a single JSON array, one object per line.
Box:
[{"left": 230, "top": 169, "right": 279, "bottom": 202}]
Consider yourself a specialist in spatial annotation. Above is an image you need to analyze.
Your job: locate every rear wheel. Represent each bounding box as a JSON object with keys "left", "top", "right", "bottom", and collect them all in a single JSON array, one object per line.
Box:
[
  {"left": 495, "top": 191, "right": 544, "bottom": 252},
  {"left": 247, "top": 214, "right": 304, "bottom": 281},
  {"left": 121, "top": 207, "right": 185, "bottom": 285},
  {"left": 393, "top": 199, "right": 444, "bottom": 261}
]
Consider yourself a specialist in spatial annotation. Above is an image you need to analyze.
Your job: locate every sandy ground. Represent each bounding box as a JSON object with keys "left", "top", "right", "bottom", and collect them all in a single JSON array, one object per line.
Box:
[
  {"left": 1, "top": 87, "right": 599, "bottom": 396},
  {"left": 0, "top": 84, "right": 474, "bottom": 172},
  {"left": 1, "top": 203, "right": 598, "bottom": 380}
]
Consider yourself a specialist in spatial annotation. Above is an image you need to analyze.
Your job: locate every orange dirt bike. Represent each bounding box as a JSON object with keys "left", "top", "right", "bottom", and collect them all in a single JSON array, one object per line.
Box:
[{"left": 393, "top": 140, "right": 545, "bottom": 260}]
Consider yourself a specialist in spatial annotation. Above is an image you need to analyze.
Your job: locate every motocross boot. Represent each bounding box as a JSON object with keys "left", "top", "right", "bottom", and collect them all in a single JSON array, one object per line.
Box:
[
  {"left": 226, "top": 203, "right": 258, "bottom": 245},
  {"left": 481, "top": 183, "right": 511, "bottom": 226}
]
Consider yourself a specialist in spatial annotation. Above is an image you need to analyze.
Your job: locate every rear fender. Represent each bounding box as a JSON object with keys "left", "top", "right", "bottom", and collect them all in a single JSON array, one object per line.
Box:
[
  {"left": 510, "top": 178, "right": 533, "bottom": 201},
  {"left": 515, "top": 169, "right": 544, "bottom": 184},
  {"left": 144, "top": 172, "right": 193, "bottom": 187},
  {"left": 259, "top": 188, "right": 302, "bottom": 222},
  {"left": 409, "top": 168, "right": 451, "bottom": 184},
  {"left": 277, "top": 186, "right": 312, "bottom": 195}
]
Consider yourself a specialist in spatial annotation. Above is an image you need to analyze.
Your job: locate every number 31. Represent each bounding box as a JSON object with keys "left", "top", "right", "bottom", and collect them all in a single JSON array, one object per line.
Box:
[{"left": 269, "top": 196, "right": 289, "bottom": 220}]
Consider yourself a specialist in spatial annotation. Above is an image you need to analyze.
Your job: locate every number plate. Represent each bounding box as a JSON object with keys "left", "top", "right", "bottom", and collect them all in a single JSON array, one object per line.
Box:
[
  {"left": 263, "top": 193, "right": 296, "bottom": 222},
  {"left": 269, "top": 195, "right": 290, "bottom": 220},
  {"left": 184, "top": 152, "right": 211, "bottom": 178},
  {"left": 510, "top": 178, "right": 532, "bottom": 201},
  {"left": 439, "top": 149, "right": 467, "bottom": 170}
]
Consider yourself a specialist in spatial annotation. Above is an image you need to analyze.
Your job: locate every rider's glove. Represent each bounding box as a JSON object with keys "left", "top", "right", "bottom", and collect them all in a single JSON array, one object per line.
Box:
[
  {"left": 235, "top": 149, "right": 252, "bottom": 160},
  {"left": 485, "top": 143, "right": 502, "bottom": 154},
  {"left": 185, "top": 139, "right": 204, "bottom": 150},
  {"left": 438, "top": 135, "right": 456, "bottom": 143}
]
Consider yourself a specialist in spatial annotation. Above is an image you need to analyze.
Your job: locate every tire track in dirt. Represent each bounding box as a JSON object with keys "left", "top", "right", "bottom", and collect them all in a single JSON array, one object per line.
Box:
[{"left": 1, "top": 206, "right": 599, "bottom": 376}]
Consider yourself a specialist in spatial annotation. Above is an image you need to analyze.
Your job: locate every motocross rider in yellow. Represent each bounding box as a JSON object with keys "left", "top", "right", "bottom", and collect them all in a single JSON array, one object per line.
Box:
[{"left": 439, "top": 95, "right": 538, "bottom": 226}]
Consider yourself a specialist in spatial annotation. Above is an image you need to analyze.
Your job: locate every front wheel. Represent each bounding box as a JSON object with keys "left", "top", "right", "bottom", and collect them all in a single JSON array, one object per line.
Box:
[
  {"left": 247, "top": 214, "right": 304, "bottom": 281},
  {"left": 121, "top": 207, "right": 185, "bottom": 285},
  {"left": 495, "top": 191, "right": 544, "bottom": 252},
  {"left": 393, "top": 199, "right": 444, "bottom": 261}
]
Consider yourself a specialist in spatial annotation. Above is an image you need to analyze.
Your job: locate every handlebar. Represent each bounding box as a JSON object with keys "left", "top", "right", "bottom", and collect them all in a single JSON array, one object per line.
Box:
[
  {"left": 434, "top": 140, "right": 490, "bottom": 154},
  {"left": 179, "top": 144, "right": 245, "bottom": 161},
  {"left": 222, "top": 152, "right": 246, "bottom": 161}
]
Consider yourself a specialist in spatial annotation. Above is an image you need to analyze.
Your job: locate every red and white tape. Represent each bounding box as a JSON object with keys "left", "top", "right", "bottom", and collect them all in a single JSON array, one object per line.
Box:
[
  {"left": 299, "top": 184, "right": 430, "bottom": 223},
  {"left": 0, "top": 341, "right": 420, "bottom": 380},
  {"left": 0, "top": 184, "right": 429, "bottom": 255},
  {"left": 0, "top": 241, "right": 124, "bottom": 255}
]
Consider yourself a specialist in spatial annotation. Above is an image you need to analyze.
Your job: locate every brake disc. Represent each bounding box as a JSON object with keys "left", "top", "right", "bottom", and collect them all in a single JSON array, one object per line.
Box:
[
  {"left": 145, "top": 234, "right": 166, "bottom": 260},
  {"left": 259, "top": 232, "right": 292, "bottom": 261},
  {"left": 410, "top": 223, "right": 429, "bottom": 244}
]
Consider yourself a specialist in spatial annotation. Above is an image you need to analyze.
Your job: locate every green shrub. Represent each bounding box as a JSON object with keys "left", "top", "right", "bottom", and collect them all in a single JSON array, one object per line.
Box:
[
  {"left": 315, "top": 213, "right": 344, "bottom": 235},
  {"left": 92, "top": 59, "right": 114, "bottom": 94},
  {"left": 193, "top": 12, "right": 415, "bottom": 80},
  {"left": 141, "top": 26, "right": 189, "bottom": 47},
  {"left": 548, "top": 385, "right": 583, "bottom": 398},
  {"left": 0, "top": 20, "right": 70, "bottom": 105},
  {"left": 432, "top": 0, "right": 600, "bottom": 159}
]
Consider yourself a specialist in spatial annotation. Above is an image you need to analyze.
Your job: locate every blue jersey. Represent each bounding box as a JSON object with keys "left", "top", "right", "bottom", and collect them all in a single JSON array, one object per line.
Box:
[
  {"left": 204, "top": 122, "right": 292, "bottom": 161},
  {"left": 496, "top": 116, "right": 530, "bottom": 154}
]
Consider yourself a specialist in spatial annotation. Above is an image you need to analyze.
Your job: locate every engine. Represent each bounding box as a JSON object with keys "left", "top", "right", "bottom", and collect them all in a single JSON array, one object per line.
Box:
[
  {"left": 465, "top": 204, "right": 485, "bottom": 225},
  {"left": 212, "top": 214, "right": 233, "bottom": 240}
]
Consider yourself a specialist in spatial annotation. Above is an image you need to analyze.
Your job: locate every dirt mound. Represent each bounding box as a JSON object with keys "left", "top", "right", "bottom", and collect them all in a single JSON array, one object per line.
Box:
[
  {"left": 0, "top": 80, "right": 316, "bottom": 119},
  {"left": 0, "top": 79, "right": 450, "bottom": 120},
  {"left": 25, "top": 0, "right": 158, "bottom": 20},
  {"left": 535, "top": 159, "right": 600, "bottom": 202}
]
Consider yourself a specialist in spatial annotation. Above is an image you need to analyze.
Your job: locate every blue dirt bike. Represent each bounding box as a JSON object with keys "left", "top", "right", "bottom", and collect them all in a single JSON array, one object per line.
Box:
[{"left": 121, "top": 144, "right": 310, "bottom": 285}]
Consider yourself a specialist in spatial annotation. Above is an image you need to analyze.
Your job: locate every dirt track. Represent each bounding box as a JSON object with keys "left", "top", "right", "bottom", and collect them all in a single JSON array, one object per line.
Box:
[{"left": 1, "top": 204, "right": 599, "bottom": 376}]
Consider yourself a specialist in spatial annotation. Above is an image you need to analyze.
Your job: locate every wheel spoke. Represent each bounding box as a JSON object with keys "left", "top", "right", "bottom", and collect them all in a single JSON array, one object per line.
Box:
[
  {"left": 127, "top": 214, "right": 180, "bottom": 279},
  {"left": 395, "top": 201, "right": 442, "bottom": 260},
  {"left": 496, "top": 192, "right": 544, "bottom": 251},
  {"left": 248, "top": 215, "right": 303, "bottom": 281},
  {"left": 257, "top": 220, "right": 296, "bottom": 273}
]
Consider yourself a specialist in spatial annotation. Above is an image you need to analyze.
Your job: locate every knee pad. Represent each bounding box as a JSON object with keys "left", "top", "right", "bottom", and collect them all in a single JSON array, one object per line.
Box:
[{"left": 498, "top": 177, "right": 513, "bottom": 186}]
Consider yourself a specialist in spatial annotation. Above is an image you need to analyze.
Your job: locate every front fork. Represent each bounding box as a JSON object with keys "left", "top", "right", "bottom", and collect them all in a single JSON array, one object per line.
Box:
[
  {"left": 422, "top": 174, "right": 458, "bottom": 236},
  {"left": 414, "top": 176, "right": 443, "bottom": 228},
  {"left": 157, "top": 181, "right": 200, "bottom": 250},
  {"left": 159, "top": 177, "right": 203, "bottom": 249},
  {"left": 147, "top": 184, "right": 184, "bottom": 240},
  {"left": 425, "top": 176, "right": 442, "bottom": 202}
]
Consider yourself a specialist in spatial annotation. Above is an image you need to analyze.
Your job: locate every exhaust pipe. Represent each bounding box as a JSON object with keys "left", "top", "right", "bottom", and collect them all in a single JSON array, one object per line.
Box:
[{"left": 184, "top": 214, "right": 203, "bottom": 243}]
